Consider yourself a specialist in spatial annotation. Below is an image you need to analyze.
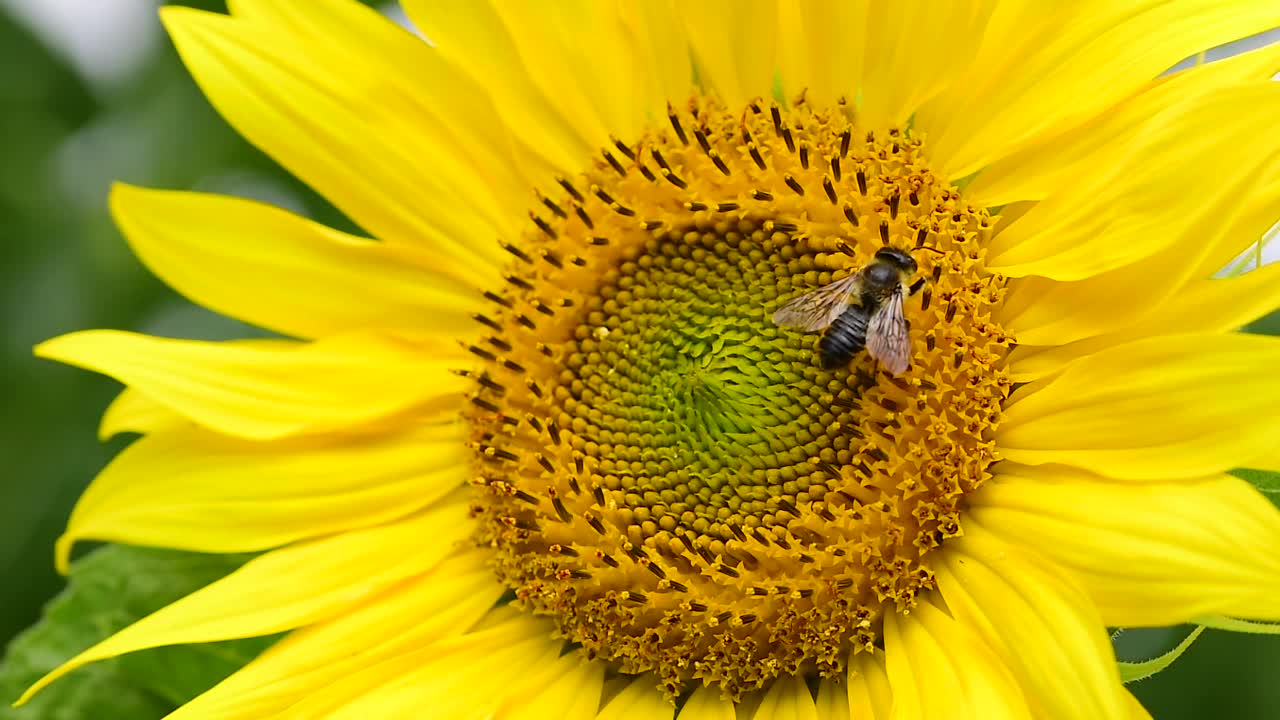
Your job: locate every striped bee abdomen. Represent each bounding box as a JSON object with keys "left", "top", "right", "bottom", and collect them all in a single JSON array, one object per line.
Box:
[{"left": 819, "top": 306, "right": 871, "bottom": 369}]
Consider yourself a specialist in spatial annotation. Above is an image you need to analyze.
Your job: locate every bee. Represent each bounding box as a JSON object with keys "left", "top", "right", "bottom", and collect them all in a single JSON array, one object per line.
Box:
[{"left": 772, "top": 246, "right": 926, "bottom": 374}]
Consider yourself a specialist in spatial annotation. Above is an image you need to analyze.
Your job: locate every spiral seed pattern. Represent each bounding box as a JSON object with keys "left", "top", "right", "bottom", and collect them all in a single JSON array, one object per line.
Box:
[{"left": 463, "top": 96, "right": 1013, "bottom": 698}]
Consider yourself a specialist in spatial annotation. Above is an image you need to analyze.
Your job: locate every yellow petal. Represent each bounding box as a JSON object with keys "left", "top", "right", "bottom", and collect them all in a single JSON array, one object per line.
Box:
[
  {"left": 501, "top": 656, "right": 605, "bottom": 720},
  {"left": 628, "top": 1, "right": 697, "bottom": 112},
  {"left": 169, "top": 550, "right": 500, "bottom": 720},
  {"left": 35, "top": 330, "right": 468, "bottom": 440},
  {"left": 1248, "top": 447, "right": 1280, "bottom": 474},
  {"left": 99, "top": 387, "right": 187, "bottom": 440},
  {"left": 998, "top": 333, "right": 1280, "bottom": 479},
  {"left": 971, "top": 472, "right": 1280, "bottom": 626},
  {"left": 57, "top": 421, "right": 467, "bottom": 572},
  {"left": 96, "top": 339, "right": 294, "bottom": 439},
  {"left": 96, "top": 339, "right": 295, "bottom": 440},
  {"left": 920, "top": 0, "right": 1280, "bottom": 178},
  {"left": 996, "top": 175, "right": 1280, "bottom": 348},
  {"left": 776, "top": 1, "right": 866, "bottom": 108},
  {"left": 987, "top": 83, "right": 1280, "bottom": 281},
  {"left": 110, "top": 184, "right": 482, "bottom": 340},
  {"left": 483, "top": 2, "right": 650, "bottom": 146},
  {"left": 19, "top": 498, "right": 472, "bottom": 705},
  {"left": 596, "top": 676, "right": 675, "bottom": 720},
  {"left": 226, "top": 0, "right": 560, "bottom": 219},
  {"left": 935, "top": 524, "right": 1126, "bottom": 720},
  {"left": 858, "top": 0, "right": 993, "bottom": 130},
  {"left": 814, "top": 676, "right": 850, "bottom": 720},
  {"left": 883, "top": 600, "right": 1031, "bottom": 720},
  {"left": 274, "top": 613, "right": 556, "bottom": 720},
  {"left": 400, "top": 0, "right": 599, "bottom": 177},
  {"left": 97, "top": 338, "right": 291, "bottom": 438},
  {"left": 677, "top": 0, "right": 777, "bottom": 108},
  {"left": 159, "top": 6, "right": 509, "bottom": 286},
  {"left": 224, "top": 0, "right": 535, "bottom": 245},
  {"left": 321, "top": 625, "right": 568, "bottom": 720},
  {"left": 969, "top": 41, "right": 1280, "bottom": 206},
  {"left": 847, "top": 650, "right": 891, "bottom": 719},
  {"left": 1010, "top": 259, "right": 1280, "bottom": 381},
  {"left": 676, "top": 686, "right": 735, "bottom": 720},
  {"left": 752, "top": 675, "right": 817, "bottom": 720}
]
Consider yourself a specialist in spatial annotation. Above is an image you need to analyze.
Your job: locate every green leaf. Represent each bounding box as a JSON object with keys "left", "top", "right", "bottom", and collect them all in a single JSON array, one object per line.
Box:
[
  {"left": 1230, "top": 468, "right": 1280, "bottom": 496},
  {"left": 1118, "top": 626, "right": 1206, "bottom": 683},
  {"left": 0, "top": 545, "right": 274, "bottom": 719},
  {"left": 1247, "top": 308, "right": 1280, "bottom": 337},
  {"left": 1117, "top": 616, "right": 1280, "bottom": 685},
  {"left": 1195, "top": 615, "right": 1280, "bottom": 635}
]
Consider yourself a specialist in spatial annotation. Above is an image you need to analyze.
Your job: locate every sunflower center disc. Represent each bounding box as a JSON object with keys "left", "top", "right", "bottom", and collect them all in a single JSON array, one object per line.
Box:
[{"left": 463, "top": 96, "right": 1013, "bottom": 698}]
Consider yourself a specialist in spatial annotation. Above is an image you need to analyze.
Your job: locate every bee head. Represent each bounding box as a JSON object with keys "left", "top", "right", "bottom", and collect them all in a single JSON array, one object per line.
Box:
[
  {"left": 873, "top": 246, "right": 918, "bottom": 275},
  {"left": 863, "top": 247, "right": 918, "bottom": 296}
]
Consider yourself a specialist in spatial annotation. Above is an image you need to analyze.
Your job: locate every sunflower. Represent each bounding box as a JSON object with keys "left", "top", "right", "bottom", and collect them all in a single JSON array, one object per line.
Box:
[{"left": 19, "top": 0, "right": 1280, "bottom": 717}]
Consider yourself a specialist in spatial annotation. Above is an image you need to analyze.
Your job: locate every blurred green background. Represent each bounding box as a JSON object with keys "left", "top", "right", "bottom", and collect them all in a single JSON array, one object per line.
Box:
[{"left": 1, "top": 2, "right": 1278, "bottom": 717}]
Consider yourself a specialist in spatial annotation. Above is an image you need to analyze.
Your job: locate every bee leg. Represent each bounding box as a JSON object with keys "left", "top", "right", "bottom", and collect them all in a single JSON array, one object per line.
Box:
[{"left": 907, "top": 278, "right": 926, "bottom": 296}]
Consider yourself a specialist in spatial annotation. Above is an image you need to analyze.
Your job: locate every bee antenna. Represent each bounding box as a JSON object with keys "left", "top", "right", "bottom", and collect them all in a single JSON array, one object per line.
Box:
[{"left": 914, "top": 246, "right": 946, "bottom": 256}]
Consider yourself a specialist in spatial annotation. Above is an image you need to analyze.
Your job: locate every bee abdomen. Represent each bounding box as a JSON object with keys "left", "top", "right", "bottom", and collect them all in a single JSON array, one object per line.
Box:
[{"left": 819, "top": 308, "right": 869, "bottom": 369}]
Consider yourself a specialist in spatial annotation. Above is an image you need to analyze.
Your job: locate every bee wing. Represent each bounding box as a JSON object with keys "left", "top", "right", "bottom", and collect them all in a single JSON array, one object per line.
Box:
[
  {"left": 866, "top": 286, "right": 911, "bottom": 375},
  {"left": 771, "top": 274, "right": 865, "bottom": 331}
]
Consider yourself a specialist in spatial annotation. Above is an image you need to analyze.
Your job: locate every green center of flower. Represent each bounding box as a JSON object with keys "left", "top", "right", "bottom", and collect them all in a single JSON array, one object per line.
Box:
[
  {"left": 566, "top": 228, "right": 823, "bottom": 520},
  {"left": 463, "top": 96, "right": 1013, "bottom": 698}
]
